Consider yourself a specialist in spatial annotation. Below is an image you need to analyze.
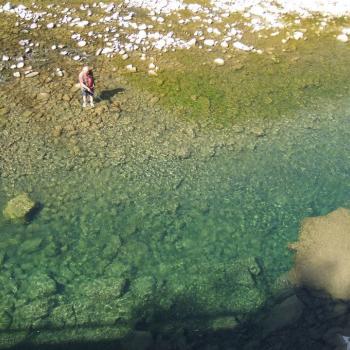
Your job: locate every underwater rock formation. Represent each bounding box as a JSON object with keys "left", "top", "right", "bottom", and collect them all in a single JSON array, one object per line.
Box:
[
  {"left": 289, "top": 208, "right": 350, "bottom": 300},
  {"left": 3, "top": 193, "right": 36, "bottom": 221}
]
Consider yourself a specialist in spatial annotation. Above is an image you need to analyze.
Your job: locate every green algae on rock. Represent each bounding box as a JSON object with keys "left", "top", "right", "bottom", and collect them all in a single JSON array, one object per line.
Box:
[{"left": 3, "top": 193, "right": 36, "bottom": 221}]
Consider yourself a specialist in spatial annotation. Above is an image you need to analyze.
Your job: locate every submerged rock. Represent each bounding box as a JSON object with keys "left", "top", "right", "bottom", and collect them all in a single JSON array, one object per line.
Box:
[
  {"left": 262, "top": 295, "right": 304, "bottom": 336},
  {"left": 289, "top": 208, "right": 350, "bottom": 299},
  {"left": 23, "top": 273, "right": 57, "bottom": 300},
  {"left": 3, "top": 193, "right": 36, "bottom": 221}
]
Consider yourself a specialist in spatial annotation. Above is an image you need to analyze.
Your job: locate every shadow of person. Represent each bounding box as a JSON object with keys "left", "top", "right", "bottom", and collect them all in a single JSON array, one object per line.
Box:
[{"left": 99, "top": 87, "right": 125, "bottom": 102}]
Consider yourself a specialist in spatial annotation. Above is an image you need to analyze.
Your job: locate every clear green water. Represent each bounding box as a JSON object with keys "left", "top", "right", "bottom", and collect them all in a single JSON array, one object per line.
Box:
[{"left": 1, "top": 94, "right": 350, "bottom": 347}]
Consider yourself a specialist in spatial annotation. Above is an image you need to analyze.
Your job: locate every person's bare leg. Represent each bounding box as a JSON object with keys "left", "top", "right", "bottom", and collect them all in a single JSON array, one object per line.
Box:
[
  {"left": 82, "top": 95, "right": 87, "bottom": 107},
  {"left": 89, "top": 95, "right": 94, "bottom": 107}
]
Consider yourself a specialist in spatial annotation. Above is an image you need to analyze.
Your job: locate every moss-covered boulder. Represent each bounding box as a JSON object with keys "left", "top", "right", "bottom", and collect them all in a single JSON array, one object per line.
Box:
[
  {"left": 289, "top": 208, "right": 350, "bottom": 299},
  {"left": 66, "top": 277, "right": 132, "bottom": 326},
  {"left": 20, "top": 273, "right": 57, "bottom": 300},
  {"left": 165, "top": 258, "right": 266, "bottom": 317},
  {"left": 3, "top": 193, "right": 36, "bottom": 221},
  {"left": 12, "top": 299, "right": 52, "bottom": 329}
]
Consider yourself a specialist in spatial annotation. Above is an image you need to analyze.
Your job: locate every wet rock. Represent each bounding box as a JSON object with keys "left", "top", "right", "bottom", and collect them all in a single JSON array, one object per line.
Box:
[
  {"left": 79, "top": 277, "right": 126, "bottom": 300},
  {"left": 251, "top": 127, "right": 265, "bottom": 137},
  {"left": 289, "top": 208, "right": 350, "bottom": 300},
  {"left": 22, "top": 110, "right": 32, "bottom": 118},
  {"left": 37, "top": 92, "right": 50, "bottom": 100},
  {"left": 149, "top": 96, "right": 159, "bottom": 106},
  {"left": 175, "top": 146, "right": 191, "bottom": 159},
  {"left": 12, "top": 299, "right": 51, "bottom": 329},
  {"left": 49, "top": 303, "right": 76, "bottom": 328},
  {"left": 23, "top": 273, "right": 57, "bottom": 300},
  {"left": 18, "top": 238, "right": 43, "bottom": 255},
  {"left": 52, "top": 126, "right": 63, "bottom": 138},
  {"left": 131, "top": 276, "right": 156, "bottom": 301},
  {"left": 3, "top": 193, "right": 36, "bottom": 221},
  {"left": 262, "top": 295, "right": 304, "bottom": 336},
  {"left": 210, "top": 316, "right": 238, "bottom": 331}
]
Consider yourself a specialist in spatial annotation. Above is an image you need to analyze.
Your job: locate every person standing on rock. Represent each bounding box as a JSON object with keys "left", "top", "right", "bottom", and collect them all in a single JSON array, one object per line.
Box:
[{"left": 79, "top": 66, "right": 95, "bottom": 108}]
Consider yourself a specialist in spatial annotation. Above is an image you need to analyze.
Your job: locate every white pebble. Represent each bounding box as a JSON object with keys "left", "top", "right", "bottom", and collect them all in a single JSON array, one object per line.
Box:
[
  {"left": 293, "top": 31, "right": 304, "bottom": 40},
  {"left": 77, "top": 40, "right": 86, "bottom": 47},
  {"left": 47, "top": 22, "right": 55, "bottom": 29},
  {"left": 148, "top": 69, "right": 157, "bottom": 76},
  {"left": 2, "top": 55, "right": 10, "bottom": 61},
  {"left": 13, "top": 72, "right": 21, "bottom": 78},
  {"left": 126, "top": 64, "right": 137, "bottom": 72},
  {"left": 337, "top": 34, "right": 348, "bottom": 42},
  {"left": 204, "top": 39, "right": 215, "bottom": 46},
  {"left": 101, "top": 47, "right": 114, "bottom": 55},
  {"left": 214, "top": 58, "right": 225, "bottom": 66}
]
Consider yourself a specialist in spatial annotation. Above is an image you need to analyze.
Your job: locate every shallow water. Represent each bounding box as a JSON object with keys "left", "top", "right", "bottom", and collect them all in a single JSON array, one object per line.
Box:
[{"left": 1, "top": 93, "right": 350, "bottom": 347}]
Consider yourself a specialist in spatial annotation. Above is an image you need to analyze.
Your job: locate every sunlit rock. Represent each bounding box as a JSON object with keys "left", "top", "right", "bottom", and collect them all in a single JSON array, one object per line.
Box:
[
  {"left": 293, "top": 31, "right": 304, "bottom": 40},
  {"left": 3, "top": 193, "right": 36, "bottom": 221},
  {"left": 77, "top": 40, "right": 86, "bottom": 47},
  {"left": 233, "top": 41, "right": 253, "bottom": 51},
  {"left": 214, "top": 58, "right": 225, "bottom": 65},
  {"left": 337, "top": 33, "right": 348, "bottom": 42},
  {"left": 289, "top": 208, "right": 350, "bottom": 299},
  {"left": 25, "top": 71, "right": 39, "bottom": 78},
  {"left": 126, "top": 64, "right": 137, "bottom": 72},
  {"left": 204, "top": 39, "right": 215, "bottom": 46}
]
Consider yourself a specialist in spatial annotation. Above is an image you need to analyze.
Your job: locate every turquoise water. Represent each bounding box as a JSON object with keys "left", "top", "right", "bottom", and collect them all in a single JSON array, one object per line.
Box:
[{"left": 1, "top": 97, "right": 350, "bottom": 347}]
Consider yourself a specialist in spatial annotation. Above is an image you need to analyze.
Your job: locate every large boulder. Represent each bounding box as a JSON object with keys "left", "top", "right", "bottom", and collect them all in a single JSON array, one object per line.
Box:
[
  {"left": 289, "top": 208, "right": 350, "bottom": 299},
  {"left": 3, "top": 193, "right": 36, "bottom": 221}
]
